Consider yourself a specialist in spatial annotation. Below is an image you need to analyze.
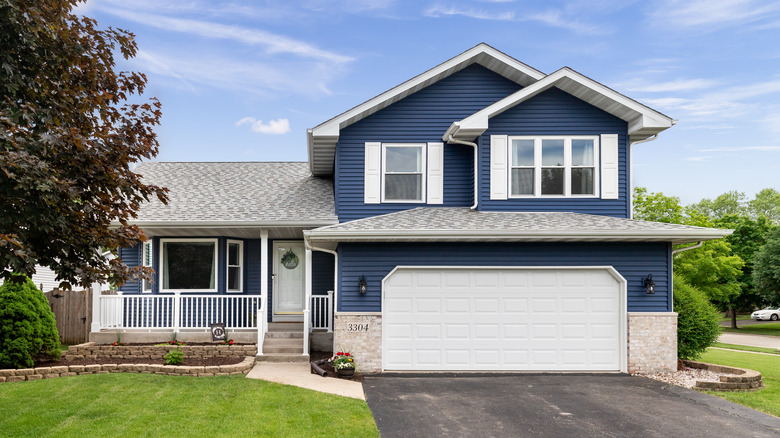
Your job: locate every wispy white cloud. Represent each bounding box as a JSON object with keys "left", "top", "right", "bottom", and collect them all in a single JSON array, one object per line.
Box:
[
  {"left": 684, "top": 156, "right": 712, "bottom": 162},
  {"left": 236, "top": 117, "right": 291, "bottom": 135},
  {"left": 649, "top": 0, "right": 780, "bottom": 30},
  {"left": 424, "top": 4, "right": 608, "bottom": 34},
  {"left": 698, "top": 146, "right": 780, "bottom": 152},
  {"left": 100, "top": 7, "right": 353, "bottom": 64},
  {"left": 616, "top": 78, "right": 718, "bottom": 93}
]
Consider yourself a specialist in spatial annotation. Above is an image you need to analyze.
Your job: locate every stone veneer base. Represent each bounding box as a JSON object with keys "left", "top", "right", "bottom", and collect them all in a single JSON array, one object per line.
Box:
[
  {"left": 334, "top": 314, "right": 382, "bottom": 373},
  {"left": 628, "top": 312, "right": 678, "bottom": 374}
]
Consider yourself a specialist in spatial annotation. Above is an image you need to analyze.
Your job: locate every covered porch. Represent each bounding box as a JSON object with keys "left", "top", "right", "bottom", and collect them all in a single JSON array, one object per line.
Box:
[{"left": 89, "top": 224, "right": 336, "bottom": 357}]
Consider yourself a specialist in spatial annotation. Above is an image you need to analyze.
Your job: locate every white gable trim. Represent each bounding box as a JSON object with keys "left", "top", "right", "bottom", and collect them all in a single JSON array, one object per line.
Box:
[
  {"left": 308, "top": 43, "right": 546, "bottom": 176},
  {"left": 443, "top": 68, "right": 675, "bottom": 143}
]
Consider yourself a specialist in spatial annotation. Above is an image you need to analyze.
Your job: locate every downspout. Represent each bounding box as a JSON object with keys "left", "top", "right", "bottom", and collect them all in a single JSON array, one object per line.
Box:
[
  {"left": 671, "top": 241, "right": 703, "bottom": 256},
  {"left": 669, "top": 240, "right": 703, "bottom": 312},
  {"left": 628, "top": 134, "right": 659, "bottom": 219},
  {"left": 306, "top": 240, "right": 338, "bottom": 350},
  {"left": 446, "top": 135, "right": 479, "bottom": 210}
]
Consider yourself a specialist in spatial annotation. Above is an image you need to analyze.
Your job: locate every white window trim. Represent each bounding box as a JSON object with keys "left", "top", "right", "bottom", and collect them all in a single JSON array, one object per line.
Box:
[
  {"left": 226, "top": 239, "right": 244, "bottom": 293},
  {"left": 159, "top": 238, "right": 219, "bottom": 293},
  {"left": 507, "top": 135, "right": 600, "bottom": 198},
  {"left": 381, "top": 143, "right": 427, "bottom": 203},
  {"left": 142, "top": 240, "right": 153, "bottom": 293}
]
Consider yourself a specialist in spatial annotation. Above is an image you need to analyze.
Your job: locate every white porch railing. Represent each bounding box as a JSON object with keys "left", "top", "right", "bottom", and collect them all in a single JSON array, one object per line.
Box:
[
  {"left": 98, "top": 292, "right": 261, "bottom": 331},
  {"left": 310, "top": 291, "right": 334, "bottom": 332}
]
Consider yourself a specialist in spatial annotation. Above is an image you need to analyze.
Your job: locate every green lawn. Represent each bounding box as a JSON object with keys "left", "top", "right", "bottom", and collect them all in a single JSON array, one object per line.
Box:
[
  {"left": 699, "top": 348, "right": 780, "bottom": 417},
  {"left": 712, "top": 342, "right": 780, "bottom": 354},
  {"left": 720, "top": 314, "right": 753, "bottom": 322},
  {"left": 0, "top": 374, "right": 378, "bottom": 437},
  {"left": 721, "top": 322, "right": 780, "bottom": 336}
]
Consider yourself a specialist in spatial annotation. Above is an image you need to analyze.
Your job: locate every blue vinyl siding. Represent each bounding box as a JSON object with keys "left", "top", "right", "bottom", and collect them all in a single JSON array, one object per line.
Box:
[
  {"left": 118, "top": 244, "right": 142, "bottom": 294},
  {"left": 338, "top": 242, "right": 671, "bottom": 313},
  {"left": 336, "top": 64, "right": 522, "bottom": 221},
  {"left": 480, "top": 88, "right": 630, "bottom": 217},
  {"left": 312, "top": 251, "right": 335, "bottom": 296}
]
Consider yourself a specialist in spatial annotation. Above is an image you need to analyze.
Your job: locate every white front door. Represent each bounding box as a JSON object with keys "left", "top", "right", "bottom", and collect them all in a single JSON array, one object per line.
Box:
[{"left": 273, "top": 241, "right": 306, "bottom": 322}]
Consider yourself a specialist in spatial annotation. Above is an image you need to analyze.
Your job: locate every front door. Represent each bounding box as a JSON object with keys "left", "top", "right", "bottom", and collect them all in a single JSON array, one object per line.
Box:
[{"left": 273, "top": 241, "right": 305, "bottom": 322}]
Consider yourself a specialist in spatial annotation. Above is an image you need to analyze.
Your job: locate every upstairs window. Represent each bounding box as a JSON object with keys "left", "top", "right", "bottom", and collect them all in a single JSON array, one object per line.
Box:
[
  {"left": 509, "top": 136, "right": 599, "bottom": 197},
  {"left": 382, "top": 143, "right": 426, "bottom": 202}
]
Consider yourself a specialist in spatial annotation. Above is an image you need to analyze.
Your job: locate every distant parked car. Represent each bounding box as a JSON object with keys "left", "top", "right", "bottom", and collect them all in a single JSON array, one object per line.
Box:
[{"left": 751, "top": 307, "right": 780, "bottom": 321}]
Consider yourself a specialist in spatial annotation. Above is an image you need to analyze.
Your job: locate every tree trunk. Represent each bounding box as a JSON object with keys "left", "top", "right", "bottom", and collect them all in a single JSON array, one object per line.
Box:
[{"left": 730, "top": 306, "right": 738, "bottom": 329}]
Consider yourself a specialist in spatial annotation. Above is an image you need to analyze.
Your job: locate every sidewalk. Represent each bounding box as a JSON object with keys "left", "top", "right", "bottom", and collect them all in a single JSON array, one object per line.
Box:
[
  {"left": 719, "top": 332, "right": 780, "bottom": 350},
  {"left": 246, "top": 361, "right": 365, "bottom": 400}
]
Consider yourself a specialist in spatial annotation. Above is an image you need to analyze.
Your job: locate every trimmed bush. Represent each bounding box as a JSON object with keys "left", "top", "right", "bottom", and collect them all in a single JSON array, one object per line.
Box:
[
  {"left": 0, "top": 275, "right": 61, "bottom": 368},
  {"left": 673, "top": 274, "right": 720, "bottom": 360}
]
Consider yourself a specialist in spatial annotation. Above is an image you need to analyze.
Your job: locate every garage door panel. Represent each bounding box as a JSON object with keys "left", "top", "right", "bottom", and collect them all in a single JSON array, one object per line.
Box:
[{"left": 383, "top": 268, "right": 623, "bottom": 371}]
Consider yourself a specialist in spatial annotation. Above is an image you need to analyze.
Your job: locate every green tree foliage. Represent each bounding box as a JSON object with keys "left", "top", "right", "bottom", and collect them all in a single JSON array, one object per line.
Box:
[
  {"left": 632, "top": 187, "right": 685, "bottom": 223},
  {"left": 689, "top": 191, "right": 748, "bottom": 219},
  {"left": 754, "top": 228, "right": 780, "bottom": 304},
  {"left": 0, "top": 274, "right": 60, "bottom": 369},
  {"left": 749, "top": 188, "right": 780, "bottom": 224},
  {"left": 0, "top": 0, "right": 167, "bottom": 288},
  {"left": 673, "top": 275, "right": 721, "bottom": 360},
  {"left": 674, "top": 239, "right": 744, "bottom": 304}
]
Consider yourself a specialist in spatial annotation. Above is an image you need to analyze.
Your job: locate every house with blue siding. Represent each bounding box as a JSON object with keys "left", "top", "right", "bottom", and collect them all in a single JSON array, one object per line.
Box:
[{"left": 91, "top": 44, "right": 728, "bottom": 374}]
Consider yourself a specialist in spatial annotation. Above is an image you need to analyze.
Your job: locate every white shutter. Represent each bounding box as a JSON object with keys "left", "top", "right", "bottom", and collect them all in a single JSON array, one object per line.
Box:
[
  {"left": 601, "top": 134, "right": 619, "bottom": 200},
  {"left": 427, "top": 142, "right": 444, "bottom": 204},
  {"left": 490, "top": 135, "right": 508, "bottom": 200},
  {"left": 364, "top": 142, "right": 381, "bottom": 204}
]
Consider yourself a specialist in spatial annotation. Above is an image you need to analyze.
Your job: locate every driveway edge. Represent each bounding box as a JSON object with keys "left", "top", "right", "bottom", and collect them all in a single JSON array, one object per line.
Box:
[{"left": 664, "top": 384, "right": 780, "bottom": 431}]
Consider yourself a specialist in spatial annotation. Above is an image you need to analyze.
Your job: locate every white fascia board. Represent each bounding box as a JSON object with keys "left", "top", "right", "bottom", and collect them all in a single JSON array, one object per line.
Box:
[
  {"left": 310, "top": 43, "right": 546, "bottom": 171},
  {"left": 120, "top": 220, "right": 339, "bottom": 228},
  {"left": 306, "top": 228, "right": 731, "bottom": 244},
  {"left": 448, "top": 68, "right": 675, "bottom": 141}
]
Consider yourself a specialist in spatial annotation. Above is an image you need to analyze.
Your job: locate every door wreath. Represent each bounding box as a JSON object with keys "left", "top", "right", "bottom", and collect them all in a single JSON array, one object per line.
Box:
[{"left": 281, "top": 249, "right": 299, "bottom": 269}]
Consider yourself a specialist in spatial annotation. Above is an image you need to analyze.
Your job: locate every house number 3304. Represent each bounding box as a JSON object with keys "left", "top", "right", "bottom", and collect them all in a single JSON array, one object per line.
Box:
[{"left": 347, "top": 323, "right": 369, "bottom": 332}]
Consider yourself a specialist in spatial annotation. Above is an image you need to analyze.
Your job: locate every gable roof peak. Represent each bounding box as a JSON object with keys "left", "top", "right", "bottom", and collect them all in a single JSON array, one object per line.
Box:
[{"left": 307, "top": 44, "right": 546, "bottom": 176}]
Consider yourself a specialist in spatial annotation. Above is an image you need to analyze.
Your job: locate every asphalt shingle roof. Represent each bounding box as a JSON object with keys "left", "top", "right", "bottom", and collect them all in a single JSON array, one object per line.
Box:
[
  {"left": 308, "top": 207, "right": 729, "bottom": 244},
  {"left": 132, "top": 162, "right": 337, "bottom": 223}
]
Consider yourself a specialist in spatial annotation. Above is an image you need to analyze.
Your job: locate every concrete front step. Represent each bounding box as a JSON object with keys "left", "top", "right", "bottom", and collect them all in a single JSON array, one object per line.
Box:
[
  {"left": 265, "top": 331, "right": 304, "bottom": 339},
  {"left": 263, "top": 338, "right": 304, "bottom": 354},
  {"left": 267, "top": 322, "right": 303, "bottom": 332},
  {"left": 256, "top": 353, "right": 310, "bottom": 363}
]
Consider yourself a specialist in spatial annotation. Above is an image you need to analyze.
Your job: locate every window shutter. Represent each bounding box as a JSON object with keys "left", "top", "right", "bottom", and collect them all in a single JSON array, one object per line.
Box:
[
  {"left": 364, "top": 142, "right": 381, "bottom": 204},
  {"left": 601, "top": 134, "right": 619, "bottom": 200},
  {"left": 427, "top": 142, "right": 444, "bottom": 204},
  {"left": 490, "top": 135, "right": 508, "bottom": 200}
]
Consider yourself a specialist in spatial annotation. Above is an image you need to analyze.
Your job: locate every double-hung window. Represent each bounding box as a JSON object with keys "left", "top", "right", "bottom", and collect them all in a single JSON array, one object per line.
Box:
[
  {"left": 160, "top": 238, "right": 218, "bottom": 292},
  {"left": 382, "top": 143, "right": 426, "bottom": 202},
  {"left": 142, "top": 240, "right": 153, "bottom": 293},
  {"left": 226, "top": 240, "right": 243, "bottom": 293},
  {"left": 509, "top": 136, "right": 598, "bottom": 197}
]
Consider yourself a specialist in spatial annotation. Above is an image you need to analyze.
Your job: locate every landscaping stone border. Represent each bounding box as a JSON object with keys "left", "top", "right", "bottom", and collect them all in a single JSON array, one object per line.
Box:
[
  {"left": 682, "top": 359, "right": 764, "bottom": 392},
  {"left": 0, "top": 356, "right": 255, "bottom": 383},
  {"left": 64, "top": 342, "right": 257, "bottom": 361}
]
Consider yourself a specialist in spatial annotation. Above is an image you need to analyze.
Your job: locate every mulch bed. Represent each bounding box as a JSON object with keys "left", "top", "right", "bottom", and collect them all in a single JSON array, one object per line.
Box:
[{"left": 35, "top": 356, "right": 243, "bottom": 367}]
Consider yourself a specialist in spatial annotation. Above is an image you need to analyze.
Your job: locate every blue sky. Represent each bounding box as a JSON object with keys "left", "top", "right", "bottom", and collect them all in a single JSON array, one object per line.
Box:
[{"left": 75, "top": 0, "right": 780, "bottom": 204}]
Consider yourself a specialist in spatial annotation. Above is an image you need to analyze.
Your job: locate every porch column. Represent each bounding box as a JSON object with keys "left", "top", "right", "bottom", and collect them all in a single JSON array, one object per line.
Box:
[
  {"left": 303, "top": 247, "right": 312, "bottom": 355},
  {"left": 90, "top": 281, "right": 102, "bottom": 332},
  {"left": 258, "top": 229, "right": 268, "bottom": 355}
]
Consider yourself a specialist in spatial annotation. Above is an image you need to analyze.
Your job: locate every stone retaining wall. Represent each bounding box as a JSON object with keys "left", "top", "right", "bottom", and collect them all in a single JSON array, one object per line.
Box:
[
  {"left": 65, "top": 342, "right": 256, "bottom": 361},
  {"left": 0, "top": 356, "right": 256, "bottom": 383},
  {"left": 683, "top": 360, "right": 764, "bottom": 392}
]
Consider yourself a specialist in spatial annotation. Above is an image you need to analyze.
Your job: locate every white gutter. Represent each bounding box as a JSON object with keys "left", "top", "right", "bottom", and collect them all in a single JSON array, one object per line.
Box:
[
  {"left": 672, "top": 241, "right": 703, "bottom": 255},
  {"left": 446, "top": 135, "right": 479, "bottom": 210},
  {"left": 119, "top": 220, "right": 339, "bottom": 228},
  {"left": 628, "top": 133, "right": 659, "bottom": 219}
]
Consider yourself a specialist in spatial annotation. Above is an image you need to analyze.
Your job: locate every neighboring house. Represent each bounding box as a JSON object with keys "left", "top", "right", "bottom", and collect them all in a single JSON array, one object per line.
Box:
[
  {"left": 0, "top": 265, "right": 60, "bottom": 292},
  {"left": 92, "top": 44, "right": 728, "bottom": 374}
]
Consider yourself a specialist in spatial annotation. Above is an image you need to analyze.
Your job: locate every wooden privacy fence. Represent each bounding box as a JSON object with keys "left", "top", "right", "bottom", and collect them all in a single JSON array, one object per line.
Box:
[{"left": 44, "top": 288, "right": 93, "bottom": 345}]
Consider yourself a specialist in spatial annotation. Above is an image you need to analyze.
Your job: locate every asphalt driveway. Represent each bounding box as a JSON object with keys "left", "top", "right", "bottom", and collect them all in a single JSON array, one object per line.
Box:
[{"left": 363, "top": 374, "right": 780, "bottom": 438}]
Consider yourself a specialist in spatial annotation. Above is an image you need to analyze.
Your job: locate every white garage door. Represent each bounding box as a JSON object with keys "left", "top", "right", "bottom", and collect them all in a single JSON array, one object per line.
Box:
[{"left": 382, "top": 267, "right": 625, "bottom": 371}]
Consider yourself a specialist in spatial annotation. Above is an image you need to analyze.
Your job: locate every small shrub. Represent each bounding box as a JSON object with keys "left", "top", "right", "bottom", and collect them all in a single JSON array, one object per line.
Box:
[
  {"left": 0, "top": 274, "right": 61, "bottom": 369},
  {"left": 674, "top": 274, "right": 720, "bottom": 360},
  {"left": 165, "top": 348, "right": 184, "bottom": 365}
]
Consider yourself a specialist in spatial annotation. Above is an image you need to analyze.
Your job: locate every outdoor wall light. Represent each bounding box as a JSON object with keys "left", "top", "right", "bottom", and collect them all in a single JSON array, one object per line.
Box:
[
  {"left": 644, "top": 274, "right": 656, "bottom": 295},
  {"left": 359, "top": 276, "right": 368, "bottom": 295}
]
